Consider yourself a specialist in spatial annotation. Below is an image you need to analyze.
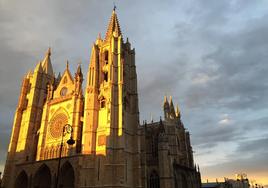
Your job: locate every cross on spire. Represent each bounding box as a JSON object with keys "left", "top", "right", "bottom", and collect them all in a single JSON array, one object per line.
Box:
[
  {"left": 105, "top": 5, "right": 122, "bottom": 41},
  {"left": 113, "top": 3, "right": 116, "bottom": 11}
]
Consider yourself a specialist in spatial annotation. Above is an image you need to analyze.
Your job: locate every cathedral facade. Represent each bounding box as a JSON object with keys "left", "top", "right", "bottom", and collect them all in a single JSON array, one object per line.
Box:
[{"left": 2, "top": 10, "right": 201, "bottom": 188}]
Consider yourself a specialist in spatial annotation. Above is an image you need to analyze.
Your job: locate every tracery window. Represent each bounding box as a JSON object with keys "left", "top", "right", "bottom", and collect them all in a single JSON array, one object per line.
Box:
[{"left": 49, "top": 113, "right": 68, "bottom": 139}]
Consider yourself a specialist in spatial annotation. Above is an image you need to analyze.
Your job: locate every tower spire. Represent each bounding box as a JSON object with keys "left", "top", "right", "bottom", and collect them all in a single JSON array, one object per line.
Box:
[
  {"left": 41, "top": 47, "right": 53, "bottom": 77},
  {"left": 163, "top": 95, "right": 170, "bottom": 120},
  {"left": 105, "top": 9, "right": 122, "bottom": 41},
  {"left": 66, "top": 60, "right": 69, "bottom": 70}
]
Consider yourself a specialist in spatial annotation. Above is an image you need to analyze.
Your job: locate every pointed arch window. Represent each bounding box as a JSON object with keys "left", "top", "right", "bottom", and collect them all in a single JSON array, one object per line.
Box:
[
  {"left": 15, "top": 170, "right": 28, "bottom": 188},
  {"left": 60, "top": 87, "right": 68, "bottom": 96},
  {"left": 149, "top": 170, "right": 160, "bottom": 188},
  {"left": 100, "top": 97, "right": 106, "bottom": 108},
  {"left": 63, "top": 76, "right": 67, "bottom": 84},
  {"left": 104, "top": 50, "right": 109, "bottom": 64},
  {"left": 104, "top": 72, "right": 108, "bottom": 82}
]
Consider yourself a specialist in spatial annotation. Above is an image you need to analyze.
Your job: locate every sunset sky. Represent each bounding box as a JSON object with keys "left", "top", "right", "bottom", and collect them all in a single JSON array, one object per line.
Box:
[{"left": 0, "top": 0, "right": 268, "bottom": 186}]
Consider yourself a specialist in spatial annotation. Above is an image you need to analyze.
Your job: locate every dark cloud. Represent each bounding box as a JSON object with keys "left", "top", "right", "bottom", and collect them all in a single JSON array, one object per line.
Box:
[
  {"left": 193, "top": 125, "right": 240, "bottom": 146},
  {"left": 182, "top": 13, "right": 268, "bottom": 110},
  {"left": 0, "top": 0, "right": 268, "bottom": 184},
  {"left": 236, "top": 137, "right": 268, "bottom": 153}
]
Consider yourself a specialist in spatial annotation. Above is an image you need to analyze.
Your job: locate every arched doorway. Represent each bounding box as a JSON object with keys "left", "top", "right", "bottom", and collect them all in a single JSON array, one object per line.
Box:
[
  {"left": 15, "top": 170, "right": 28, "bottom": 188},
  {"left": 149, "top": 170, "right": 160, "bottom": 188},
  {"left": 33, "top": 164, "right": 52, "bottom": 188},
  {"left": 58, "top": 161, "right": 75, "bottom": 188},
  {"left": 181, "top": 173, "right": 188, "bottom": 188}
]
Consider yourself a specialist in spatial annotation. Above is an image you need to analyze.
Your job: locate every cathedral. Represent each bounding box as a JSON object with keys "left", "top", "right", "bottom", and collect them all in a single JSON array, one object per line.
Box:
[{"left": 1, "top": 10, "right": 201, "bottom": 188}]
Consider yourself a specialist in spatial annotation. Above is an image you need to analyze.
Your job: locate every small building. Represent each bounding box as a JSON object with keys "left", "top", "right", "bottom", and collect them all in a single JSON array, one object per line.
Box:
[{"left": 202, "top": 176, "right": 250, "bottom": 188}]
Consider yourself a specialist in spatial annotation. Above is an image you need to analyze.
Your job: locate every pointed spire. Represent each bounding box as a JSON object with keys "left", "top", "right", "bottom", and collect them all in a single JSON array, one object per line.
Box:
[
  {"left": 56, "top": 72, "right": 61, "bottom": 83},
  {"left": 164, "top": 95, "right": 168, "bottom": 103},
  {"left": 41, "top": 47, "right": 53, "bottom": 77},
  {"left": 47, "top": 47, "right": 51, "bottom": 56},
  {"left": 77, "top": 63, "right": 82, "bottom": 75},
  {"left": 26, "top": 70, "right": 32, "bottom": 78},
  {"left": 96, "top": 33, "right": 102, "bottom": 45},
  {"left": 169, "top": 96, "right": 176, "bottom": 119},
  {"left": 57, "top": 72, "right": 61, "bottom": 79},
  {"left": 163, "top": 95, "right": 170, "bottom": 119},
  {"left": 169, "top": 96, "right": 173, "bottom": 104},
  {"left": 75, "top": 63, "right": 83, "bottom": 81},
  {"left": 66, "top": 60, "right": 69, "bottom": 70},
  {"left": 34, "top": 61, "right": 43, "bottom": 73},
  {"left": 105, "top": 9, "right": 122, "bottom": 41},
  {"left": 163, "top": 96, "right": 169, "bottom": 108},
  {"left": 150, "top": 113, "right": 153, "bottom": 123},
  {"left": 175, "top": 104, "right": 181, "bottom": 119},
  {"left": 98, "top": 33, "right": 101, "bottom": 40}
]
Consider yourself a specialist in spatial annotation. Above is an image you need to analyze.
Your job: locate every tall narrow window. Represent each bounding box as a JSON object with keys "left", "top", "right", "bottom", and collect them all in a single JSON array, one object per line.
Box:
[
  {"left": 89, "top": 68, "right": 92, "bottom": 85},
  {"left": 149, "top": 170, "right": 160, "bottom": 188},
  {"left": 104, "top": 72, "right": 108, "bottom": 82},
  {"left": 125, "top": 159, "right": 128, "bottom": 181},
  {"left": 104, "top": 50, "right": 109, "bottom": 64},
  {"left": 98, "top": 158, "right": 100, "bottom": 181},
  {"left": 152, "top": 136, "right": 158, "bottom": 157},
  {"left": 100, "top": 98, "right": 106, "bottom": 108}
]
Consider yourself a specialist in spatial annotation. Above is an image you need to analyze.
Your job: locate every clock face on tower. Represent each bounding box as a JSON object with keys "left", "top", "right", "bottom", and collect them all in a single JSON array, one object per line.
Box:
[{"left": 49, "top": 113, "right": 68, "bottom": 139}]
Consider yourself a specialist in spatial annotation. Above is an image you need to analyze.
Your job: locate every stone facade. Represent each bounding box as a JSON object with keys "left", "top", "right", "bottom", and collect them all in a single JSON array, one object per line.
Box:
[
  {"left": 1, "top": 10, "right": 201, "bottom": 188},
  {"left": 139, "top": 96, "right": 201, "bottom": 188}
]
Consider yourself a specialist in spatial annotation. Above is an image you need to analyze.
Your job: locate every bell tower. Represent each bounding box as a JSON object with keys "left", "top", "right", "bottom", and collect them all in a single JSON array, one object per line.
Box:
[{"left": 82, "top": 9, "right": 141, "bottom": 187}]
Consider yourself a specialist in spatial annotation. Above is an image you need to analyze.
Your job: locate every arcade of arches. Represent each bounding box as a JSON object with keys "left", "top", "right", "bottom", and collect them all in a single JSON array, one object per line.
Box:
[{"left": 14, "top": 161, "right": 74, "bottom": 188}]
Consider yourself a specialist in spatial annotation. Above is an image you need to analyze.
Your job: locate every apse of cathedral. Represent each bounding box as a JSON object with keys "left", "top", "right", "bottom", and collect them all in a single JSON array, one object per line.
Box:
[{"left": 1, "top": 10, "right": 201, "bottom": 188}]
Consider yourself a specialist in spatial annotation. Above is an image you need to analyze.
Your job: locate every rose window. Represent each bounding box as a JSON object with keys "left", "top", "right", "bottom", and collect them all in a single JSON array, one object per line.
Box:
[{"left": 49, "top": 113, "right": 68, "bottom": 138}]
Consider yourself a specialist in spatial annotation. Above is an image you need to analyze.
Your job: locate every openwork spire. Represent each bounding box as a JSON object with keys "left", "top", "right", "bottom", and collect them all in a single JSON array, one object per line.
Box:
[{"left": 105, "top": 9, "right": 122, "bottom": 41}]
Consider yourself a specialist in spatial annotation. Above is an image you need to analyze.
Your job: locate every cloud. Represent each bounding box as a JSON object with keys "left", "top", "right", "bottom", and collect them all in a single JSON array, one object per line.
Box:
[
  {"left": 182, "top": 12, "right": 268, "bottom": 110},
  {"left": 201, "top": 137, "right": 268, "bottom": 184},
  {"left": 218, "top": 114, "right": 232, "bottom": 125},
  {"left": 0, "top": 0, "right": 268, "bottom": 184}
]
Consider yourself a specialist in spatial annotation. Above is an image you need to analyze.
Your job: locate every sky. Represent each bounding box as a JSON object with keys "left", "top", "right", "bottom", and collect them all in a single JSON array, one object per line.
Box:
[{"left": 0, "top": 0, "right": 268, "bottom": 186}]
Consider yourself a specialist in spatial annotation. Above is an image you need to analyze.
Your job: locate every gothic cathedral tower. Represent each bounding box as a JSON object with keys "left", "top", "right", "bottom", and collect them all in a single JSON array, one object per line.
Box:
[
  {"left": 2, "top": 8, "right": 201, "bottom": 188},
  {"left": 2, "top": 49, "right": 55, "bottom": 187},
  {"left": 82, "top": 9, "right": 141, "bottom": 187}
]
